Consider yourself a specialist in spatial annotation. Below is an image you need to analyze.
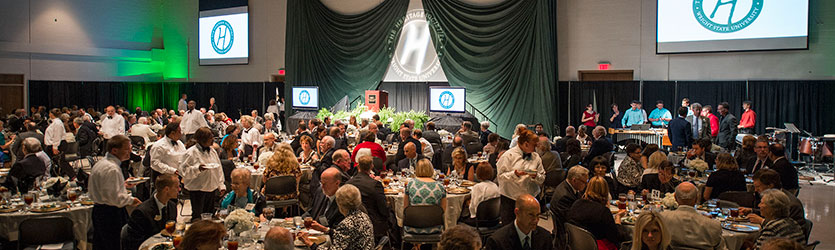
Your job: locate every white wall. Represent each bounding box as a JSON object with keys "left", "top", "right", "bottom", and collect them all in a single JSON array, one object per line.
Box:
[{"left": 557, "top": 0, "right": 835, "bottom": 81}]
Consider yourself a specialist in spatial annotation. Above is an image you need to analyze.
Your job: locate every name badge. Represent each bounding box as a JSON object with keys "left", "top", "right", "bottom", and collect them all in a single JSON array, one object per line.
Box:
[
  {"left": 651, "top": 190, "right": 661, "bottom": 200},
  {"left": 154, "top": 215, "right": 162, "bottom": 221},
  {"left": 245, "top": 203, "right": 255, "bottom": 211}
]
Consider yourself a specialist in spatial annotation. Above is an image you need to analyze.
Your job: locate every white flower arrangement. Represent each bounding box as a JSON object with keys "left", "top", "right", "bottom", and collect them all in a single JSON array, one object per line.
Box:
[
  {"left": 44, "top": 177, "right": 69, "bottom": 188},
  {"left": 224, "top": 209, "right": 255, "bottom": 234},
  {"left": 687, "top": 158, "right": 709, "bottom": 173},
  {"left": 661, "top": 192, "right": 678, "bottom": 209}
]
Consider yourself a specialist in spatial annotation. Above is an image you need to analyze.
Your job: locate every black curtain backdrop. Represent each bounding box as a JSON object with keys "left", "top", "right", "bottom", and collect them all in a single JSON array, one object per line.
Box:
[
  {"left": 676, "top": 81, "right": 747, "bottom": 118},
  {"left": 285, "top": 0, "right": 408, "bottom": 108},
  {"left": 642, "top": 81, "right": 677, "bottom": 116},
  {"left": 377, "top": 82, "right": 430, "bottom": 113},
  {"left": 28, "top": 81, "right": 282, "bottom": 120},
  {"left": 566, "top": 81, "right": 641, "bottom": 128},
  {"left": 748, "top": 81, "right": 835, "bottom": 135}
]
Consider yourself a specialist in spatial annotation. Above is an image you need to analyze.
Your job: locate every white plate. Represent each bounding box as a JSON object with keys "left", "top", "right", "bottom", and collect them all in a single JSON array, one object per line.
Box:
[{"left": 202, "top": 163, "right": 221, "bottom": 169}]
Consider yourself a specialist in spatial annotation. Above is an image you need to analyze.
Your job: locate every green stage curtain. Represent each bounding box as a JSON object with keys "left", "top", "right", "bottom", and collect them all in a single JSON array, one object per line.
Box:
[
  {"left": 423, "top": 0, "right": 558, "bottom": 138},
  {"left": 285, "top": 0, "right": 409, "bottom": 108}
]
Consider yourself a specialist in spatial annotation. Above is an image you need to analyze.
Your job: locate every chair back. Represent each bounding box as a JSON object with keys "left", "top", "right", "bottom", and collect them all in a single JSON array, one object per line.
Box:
[
  {"left": 129, "top": 136, "right": 145, "bottom": 149},
  {"left": 803, "top": 219, "right": 813, "bottom": 242},
  {"left": 64, "top": 141, "right": 79, "bottom": 156},
  {"left": 430, "top": 142, "right": 442, "bottom": 154},
  {"left": 544, "top": 169, "right": 567, "bottom": 188},
  {"left": 375, "top": 236, "right": 389, "bottom": 250},
  {"left": 475, "top": 197, "right": 501, "bottom": 222},
  {"left": 403, "top": 205, "right": 444, "bottom": 229},
  {"left": 806, "top": 240, "right": 820, "bottom": 250},
  {"left": 264, "top": 175, "right": 297, "bottom": 196},
  {"left": 565, "top": 223, "right": 598, "bottom": 250},
  {"left": 717, "top": 191, "right": 756, "bottom": 208},
  {"left": 372, "top": 157, "right": 385, "bottom": 174},
  {"left": 18, "top": 216, "right": 74, "bottom": 247},
  {"left": 465, "top": 142, "right": 483, "bottom": 155}
]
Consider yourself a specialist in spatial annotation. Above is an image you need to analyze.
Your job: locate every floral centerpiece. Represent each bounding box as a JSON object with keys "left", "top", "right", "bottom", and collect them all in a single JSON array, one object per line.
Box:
[
  {"left": 224, "top": 208, "right": 255, "bottom": 234},
  {"left": 687, "top": 158, "right": 709, "bottom": 173},
  {"left": 661, "top": 192, "right": 678, "bottom": 209}
]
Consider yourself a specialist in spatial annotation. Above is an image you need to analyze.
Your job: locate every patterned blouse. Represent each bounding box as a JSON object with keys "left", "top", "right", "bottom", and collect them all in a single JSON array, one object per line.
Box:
[
  {"left": 755, "top": 218, "right": 806, "bottom": 249},
  {"left": 299, "top": 150, "right": 319, "bottom": 165},
  {"left": 404, "top": 178, "right": 447, "bottom": 234},
  {"left": 263, "top": 161, "right": 301, "bottom": 200},
  {"left": 312, "top": 210, "right": 375, "bottom": 250},
  {"left": 616, "top": 156, "right": 643, "bottom": 188}
]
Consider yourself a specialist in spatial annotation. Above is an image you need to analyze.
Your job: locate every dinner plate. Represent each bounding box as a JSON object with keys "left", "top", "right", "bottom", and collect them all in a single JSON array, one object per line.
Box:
[
  {"left": 30, "top": 203, "right": 68, "bottom": 213},
  {"left": 384, "top": 189, "right": 401, "bottom": 195},
  {"left": 0, "top": 205, "right": 22, "bottom": 213},
  {"left": 722, "top": 222, "right": 760, "bottom": 233},
  {"left": 460, "top": 180, "right": 476, "bottom": 187},
  {"left": 202, "top": 163, "right": 221, "bottom": 169},
  {"left": 126, "top": 177, "right": 150, "bottom": 184},
  {"left": 294, "top": 235, "right": 327, "bottom": 246},
  {"left": 446, "top": 187, "right": 470, "bottom": 194},
  {"left": 145, "top": 242, "right": 174, "bottom": 250}
]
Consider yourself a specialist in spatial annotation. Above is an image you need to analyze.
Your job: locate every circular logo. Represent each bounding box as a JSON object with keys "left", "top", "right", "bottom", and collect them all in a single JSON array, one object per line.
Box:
[
  {"left": 693, "top": 0, "right": 762, "bottom": 33},
  {"left": 439, "top": 91, "right": 454, "bottom": 109},
  {"left": 211, "top": 20, "right": 234, "bottom": 54},
  {"left": 386, "top": 9, "right": 446, "bottom": 81},
  {"left": 299, "top": 90, "right": 311, "bottom": 105}
]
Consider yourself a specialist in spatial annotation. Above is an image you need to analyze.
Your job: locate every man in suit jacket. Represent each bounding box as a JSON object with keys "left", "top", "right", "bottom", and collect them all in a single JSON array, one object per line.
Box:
[
  {"left": 768, "top": 143, "right": 799, "bottom": 191},
  {"left": 11, "top": 122, "right": 44, "bottom": 160},
  {"left": 554, "top": 126, "right": 576, "bottom": 153},
  {"left": 716, "top": 102, "right": 738, "bottom": 150},
  {"left": 2, "top": 138, "right": 47, "bottom": 193},
  {"left": 479, "top": 121, "right": 492, "bottom": 147},
  {"left": 73, "top": 117, "right": 98, "bottom": 158},
  {"left": 457, "top": 121, "right": 480, "bottom": 146},
  {"left": 124, "top": 174, "right": 179, "bottom": 250},
  {"left": 486, "top": 194, "right": 553, "bottom": 250},
  {"left": 549, "top": 166, "right": 588, "bottom": 249},
  {"left": 345, "top": 156, "right": 390, "bottom": 237},
  {"left": 660, "top": 182, "right": 727, "bottom": 250},
  {"left": 537, "top": 137, "right": 561, "bottom": 173},
  {"left": 396, "top": 142, "right": 424, "bottom": 173},
  {"left": 422, "top": 122, "right": 442, "bottom": 148},
  {"left": 394, "top": 127, "right": 422, "bottom": 164},
  {"left": 686, "top": 103, "right": 712, "bottom": 140},
  {"left": 668, "top": 107, "right": 694, "bottom": 151},
  {"left": 583, "top": 126, "right": 613, "bottom": 164},
  {"left": 683, "top": 138, "right": 716, "bottom": 170},
  {"left": 748, "top": 140, "right": 773, "bottom": 174},
  {"left": 310, "top": 136, "right": 336, "bottom": 194},
  {"left": 304, "top": 167, "right": 345, "bottom": 227}
]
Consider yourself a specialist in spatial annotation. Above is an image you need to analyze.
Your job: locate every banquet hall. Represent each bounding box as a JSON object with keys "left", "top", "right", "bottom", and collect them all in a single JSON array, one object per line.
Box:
[{"left": 0, "top": 0, "right": 833, "bottom": 249}]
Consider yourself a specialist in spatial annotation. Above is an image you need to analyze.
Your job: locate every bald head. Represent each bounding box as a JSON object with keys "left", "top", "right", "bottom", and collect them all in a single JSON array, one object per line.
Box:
[
  {"left": 565, "top": 126, "right": 576, "bottom": 137},
  {"left": 231, "top": 168, "right": 251, "bottom": 182},
  {"left": 264, "top": 227, "right": 293, "bottom": 250},
  {"left": 321, "top": 167, "right": 342, "bottom": 196},
  {"left": 515, "top": 194, "right": 540, "bottom": 212},
  {"left": 404, "top": 142, "right": 417, "bottom": 159},
  {"left": 674, "top": 182, "right": 699, "bottom": 206}
]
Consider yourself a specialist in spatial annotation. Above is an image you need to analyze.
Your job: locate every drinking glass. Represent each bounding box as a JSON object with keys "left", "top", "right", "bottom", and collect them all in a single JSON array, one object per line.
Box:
[
  {"left": 67, "top": 189, "right": 78, "bottom": 206},
  {"left": 263, "top": 207, "right": 275, "bottom": 222},
  {"left": 23, "top": 191, "right": 35, "bottom": 211},
  {"left": 201, "top": 213, "right": 213, "bottom": 220}
]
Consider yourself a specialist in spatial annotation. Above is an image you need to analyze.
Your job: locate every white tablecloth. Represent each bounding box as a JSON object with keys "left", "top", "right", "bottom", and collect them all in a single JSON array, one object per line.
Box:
[
  {"left": 237, "top": 164, "right": 313, "bottom": 190},
  {"left": 0, "top": 205, "right": 93, "bottom": 246},
  {"left": 386, "top": 191, "right": 470, "bottom": 229},
  {"left": 139, "top": 221, "right": 327, "bottom": 250}
]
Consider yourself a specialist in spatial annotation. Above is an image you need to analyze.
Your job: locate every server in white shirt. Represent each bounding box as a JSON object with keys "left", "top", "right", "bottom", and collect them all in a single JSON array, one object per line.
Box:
[
  {"left": 150, "top": 122, "right": 186, "bottom": 182},
  {"left": 180, "top": 100, "right": 208, "bottom": 141},
  {"left": 496, "top": 128, "right": 545, "bottom": 225},
  {"left": 130, "top": 117, "right": 158, "bottom": 145},
  {"left": 88, "top": 135, "right": 142, "bottom": 250},
  {"left": 239, "top": 115, "right": 261, "bottom": 160},
  {"left": 179, "top": 127, "right": 225, "bottom": 221},
  {"left": 44, "top": 108, "right": 66, "bottom": 157},
  {"left": 101, "top": 106, "right": 126, "bottom": 150}
]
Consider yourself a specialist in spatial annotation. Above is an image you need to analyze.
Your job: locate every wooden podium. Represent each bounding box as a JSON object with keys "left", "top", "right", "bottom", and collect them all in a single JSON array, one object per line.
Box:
[{"left": 365, "top": 90, "right": 388, "bottom": 112}]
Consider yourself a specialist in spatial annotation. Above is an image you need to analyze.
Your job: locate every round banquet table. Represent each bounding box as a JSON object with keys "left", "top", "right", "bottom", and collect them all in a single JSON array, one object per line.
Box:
[
  {"left": 139, "top": 219, "right": 328, "bottom": 250},
  {"left": 385, "top": 184, "right": 471, "bottom": 229},
  {"left": 0, "top": 203, "right": 93, "bottom": 248},
  {"left": 237, "top": 163, "right": 314, "bottom": 190}
]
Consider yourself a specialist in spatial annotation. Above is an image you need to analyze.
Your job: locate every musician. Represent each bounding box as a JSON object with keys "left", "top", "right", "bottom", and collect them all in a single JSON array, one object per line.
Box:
[
  {"left": 609, "top": 103, "right": 624, "bottom": 129},
  {"left": 621, "top": 100, "right": 646, "bottom": 128},
  {"left": 738, "top": 101, "right": 756, "bottom": 135},
  {"left": 681, "top": 98, "right": 694, "bottom": 117},
  {"left": 647, "top": 100, "right": 672, "bottom": 128}
]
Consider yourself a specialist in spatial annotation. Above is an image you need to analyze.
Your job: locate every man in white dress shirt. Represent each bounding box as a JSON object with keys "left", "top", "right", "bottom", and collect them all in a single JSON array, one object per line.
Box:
[
  {"left": 496, "top": 128, "right": 545, "bottom": 225},
  {"left": 130, "top": 117, "right": 157, "bottom": 145},
  {"left": 100, "top": 106, "right": 126, "bottom": 151},
  {"left": 179, "top": 127, "right": 225, "bottom": 221},
  {"left": 88, "top": 135, "right": 142, "bottom": 250},
  {"left": 43, "top": 108, "right": 66, "bottom": 157},
  {"left": 239, "top": 115, "right": 261, "bottom": 161},
  {"left": 177, "top": 93, "right": 187, "bottom": 112},
  {"left": 180, "top": 100, "right": 208, "bottom": 141},
  {"left": 150, "top": 122, "right": 185, "bottom": 182}
]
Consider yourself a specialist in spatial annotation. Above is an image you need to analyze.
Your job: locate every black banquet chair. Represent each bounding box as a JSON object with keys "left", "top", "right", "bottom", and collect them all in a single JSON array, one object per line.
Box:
[
  {"left": 18, "top": 216, "right": 75, "bottom": 250},
  {"left": 400, "top": 205, "right": 444, "bottom": 250}
]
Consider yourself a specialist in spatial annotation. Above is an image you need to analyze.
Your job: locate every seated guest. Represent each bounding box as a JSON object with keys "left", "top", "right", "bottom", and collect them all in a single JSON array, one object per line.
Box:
[
  {"left": 442, "top": 136, "right": 464, "bottom": 170},
  {"left": 440, "top": 225, "right": 482, "bottom": 250},
  {"left": 222, "top": 168, "right": 267, "bottom": 215},
  {"left": 554, "top": 126, "right": 575, "bottom": 153},
  {"left": 262, "top": 144, "right": 301, "bottom": 201},
  {"left": 735, "top": 135, "right": 758, "bottom": 172},
  {"left": 179, "top": 220, "right": 226, "bottom": 250},
  {"left": 740, "top": 169, "right": 807, "bottom": 236},
  {"left": 751, "top": 189, "right": 806, "bottom": 249},
  {"left": 304, "top": 167, "right": 345, "bottom": 227},
  {"left": 617, "top": 143, "right": 644, "bottom": 193},
  {"left": 123, "top": 174, "right": 179, "bottom": 250},
  {"left": 483, "top": 133, "right": 500, "bottom": 156},
  {"left": 761, "top": 238, "right": 805, "bottom": 250},
  {"left": 509, "top": 124, "right": 528, "bottom": 148},
  {"left": 397, "top": 142, "right": 424, "bottom": 173},
  {"left": 130, "top": 117, "right": 157, "bottom": 145},
  {"left": 73, "top": 117, "right": 98, "bottom": 158},
  {"left": 330, "top": 149, "right": 353, "bottom": 182},
  {"left": 256, "top": 132, "right": 279, "bottom": 165},
  {"left": 749, "top": 139, "right": 772, "bottom": 174},
  {"left": 298, "top": 135, "right": 320, "bottom": 165},
  {"left": 567, "top": 176, "right": 626, "bottom": 250},
  {"left": 768, "top": 143, "right": 799, "bottom": 193},
  {"left": 460, "top": 162, "right": 500, "bottom": 226},
  {"left": 2, "top": 138, "right": 47, "bottom": 193},
  {"left": 659, "top": 182, "right": 725, "bottom": 250},
  {"left": 220, "top": 134, "right": 239, "bottom": 160},
  {"left": 590, "top": 156, "right": 617, "bottom": 199},
  {"left": 560, "top": 138, "right": 583, "bottom": 168},
  {"left": 538, "top": 136, "right": 562, "bottom": 173},
  {"left": 457, "top": 121, "right": 480, "bottom": 147},
  {"left": 703, "top": 153, "right": 747, "bottom": 200},
  {"left": 628, "top": 212, "right": 672, "bottom": 250},
  {"left": 298, "top": 184, "right": 375, "bottom": 250},
  {"left": 414, "top": 129, "right": 435, "bottom": 160},
  {"left": 684, "top": 138, "right": 716, "bottom": 170},
  {"left": 394, "top": 127, "right": 423, "bottom": 163},
  {"left": 584, "top": 126, "right": 613, "bottom": 164},
  {"left": 642, "top": 151, "right": 667, "bottom": 183},
  {"left": 345, "top": 155, "right": 390, "bottom": 238},
  {"left": 576, "top": 125, "right": 590, "bottom": 145},
  {"left": 640, "top": 161, "right": 680, "bottom": 195},
  {"left": 351, "top": 129, "right": 386, "bottom": 165},
  {"left": 550, "top": 166, "right": 589, "bottom": 247},
  {"left": 448, "top": 147, "right": 475, "bottom": 181},
  {"left": 264, "top": 226, "right": 294, "bottom": 250},
  {"left": 404, "top": 158, "right": 447, "bottom": 234},
  {"left": 640, "top": 144, "right": 660, "bottom": 170},
  {"left": 485, "top": 194, "right": 553, "bottom": 250}
]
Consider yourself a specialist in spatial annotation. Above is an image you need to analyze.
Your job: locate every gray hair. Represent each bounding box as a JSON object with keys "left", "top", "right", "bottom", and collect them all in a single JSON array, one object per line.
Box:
[
  {"left": 691, "top": 103, "right": 703, "bottom": 110},
  {"left": 321, "top": 136, "right": 335, "bottom": 148},
  {"left": 761, "top": 189, "right": 791, "bottom": 218},
  {"left": 335, "top": 184, "right": 363, "bottom": 213},
  {"left": 82, "top": 115, "right": 92, "bottom": 122},
  {"left": 73, "top": 117, "right": 83, "bottom": 125},
  {"left": 137, "top": 117, "right": 148, "bottom": 124},
  {"left": 264, "top": 113, "right": 274, "bottom": 121},
  {"left": 480, "top": 121, "right": 490, "bottom": 129},
  {"left": 22, "top": 137, "right": 42, "bottom": 154},
  {"left": 263, "top": 227, "right": 294, "bottom": 250},
  {"left": 567, "top": 165, "right": 589, "bottom": 181},
  {"left": 674, "top": 182, "right": 699, "bottom": 205}
]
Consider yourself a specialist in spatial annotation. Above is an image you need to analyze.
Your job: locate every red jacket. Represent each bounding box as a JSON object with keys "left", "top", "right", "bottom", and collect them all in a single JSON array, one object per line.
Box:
[
  {"left": 708, "top": 113, "right": 720, "bottom": 137},
  {"left": 740, "top": 109, "right": 756, "bottom": 129},
  {"left": 351, "top": 141, "right": 387, "bottom": 168}
]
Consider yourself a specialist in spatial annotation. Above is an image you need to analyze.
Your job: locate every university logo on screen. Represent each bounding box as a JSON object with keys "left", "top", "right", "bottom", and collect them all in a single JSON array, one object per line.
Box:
[
  {"left": 693, "top": 0, "right": 762, "bottom": 33},
  {"left": 211, "top": 20, "right": 234, "bottom": 54},
  {"left": 439, "top": 91, "right": 454, "bottom": 109},
  {"left": 299, "top": 90, "right": 311, "bottom": 105}
]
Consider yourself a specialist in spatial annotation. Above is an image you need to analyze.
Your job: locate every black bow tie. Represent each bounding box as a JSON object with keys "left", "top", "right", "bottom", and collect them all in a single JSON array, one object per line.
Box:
[
  {"left": 170, "top": 139, "right": 177, "bottom": 146},
  {"left": 523, "top": 152, "right": 532, "bottom": 160},
  {"left": 200, "top": 146, "right": 211, "bottom": 153},
  {"left": 107, "top": 116, "right": 113, "bottom": 119}
]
